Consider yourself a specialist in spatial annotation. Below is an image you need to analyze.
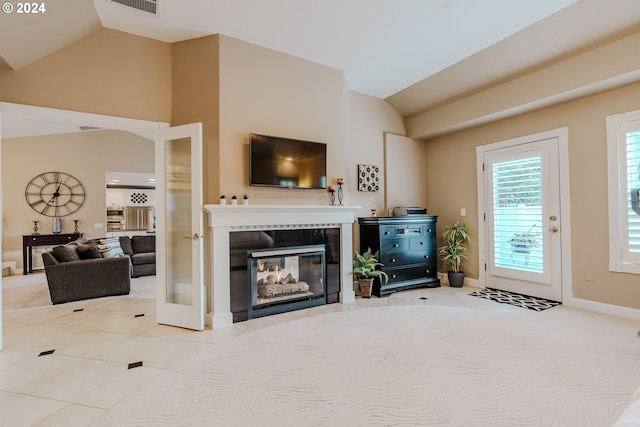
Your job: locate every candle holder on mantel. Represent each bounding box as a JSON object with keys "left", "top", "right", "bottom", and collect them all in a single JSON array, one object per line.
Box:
[
  {"left": 328, "top": 185, "right": 336, "bottom": 206},
  {"left": 32, "top": 220, "right": 40, "bottom": 235},
  {"left": 336, "top": 178, "right": 344, "bottom": 206},
  {"left": 73, "top": 219, "right": 80, "bottom": 234}
]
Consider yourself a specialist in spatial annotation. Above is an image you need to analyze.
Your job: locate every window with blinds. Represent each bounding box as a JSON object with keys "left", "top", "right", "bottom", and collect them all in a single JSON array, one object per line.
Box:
[
  {"left": 607, "top": 111, "right": 640, "bottom": 274},
  {"left": 492, "top": 156, "right": 544, "bottom": 273},
  {"left": 626, "top": 131, "right": 640, "bottom": 253}
]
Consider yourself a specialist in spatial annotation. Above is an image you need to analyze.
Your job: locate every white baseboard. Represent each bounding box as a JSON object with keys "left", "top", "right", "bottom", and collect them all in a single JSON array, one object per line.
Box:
[{"left": 564, "top": 296, "right": 640, "bottom": 321}]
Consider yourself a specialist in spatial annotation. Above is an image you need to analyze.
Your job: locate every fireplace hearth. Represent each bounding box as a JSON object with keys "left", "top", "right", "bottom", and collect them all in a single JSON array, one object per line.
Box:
[{"left": 248, "top": 245, "right": 326, "bottom": 319}]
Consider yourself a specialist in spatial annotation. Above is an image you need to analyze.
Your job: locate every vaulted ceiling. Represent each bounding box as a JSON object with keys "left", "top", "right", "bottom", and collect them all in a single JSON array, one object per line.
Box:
[{"left": 1, "top": 0, "right": 640, "bottom": 122}]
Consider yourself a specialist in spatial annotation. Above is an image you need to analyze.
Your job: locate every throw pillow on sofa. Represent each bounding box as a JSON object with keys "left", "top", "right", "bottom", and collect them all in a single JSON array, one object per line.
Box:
[
  {"left": 51, "top": 244, "right": 81, "bottom": 263},
  {"left": 119, "top": 236, "right": 134, "bottom": 256},
  {"left": 77, "top": 244, "right": 102, "bottom": 260},
  {"left": 98, "top": 237, "right": 125, "bottom": 258}
]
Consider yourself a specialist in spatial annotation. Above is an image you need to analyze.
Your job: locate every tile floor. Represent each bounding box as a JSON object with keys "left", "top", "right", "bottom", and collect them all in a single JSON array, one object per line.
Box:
[{"left": 1, "top": 278, "right": 516, "bottom": 426}]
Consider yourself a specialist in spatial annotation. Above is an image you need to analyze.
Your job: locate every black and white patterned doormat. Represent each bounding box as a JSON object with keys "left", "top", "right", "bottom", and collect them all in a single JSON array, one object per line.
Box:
[{"left": 468, "top": 288, "right": 561, "bottom": 312}]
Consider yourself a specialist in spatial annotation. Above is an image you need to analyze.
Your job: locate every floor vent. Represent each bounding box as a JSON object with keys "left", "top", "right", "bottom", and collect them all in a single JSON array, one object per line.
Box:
[{"left": 110, "top": 0, "right": 157, "bottom": 15}]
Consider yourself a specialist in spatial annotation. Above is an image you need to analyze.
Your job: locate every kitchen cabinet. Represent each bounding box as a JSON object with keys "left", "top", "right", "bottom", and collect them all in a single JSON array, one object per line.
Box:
[
  {"left": 358, "top": 216, "right": 440, "bottom": 297},
  {"left": 106, "top": 189, "right": 126, "bottom": 206}
]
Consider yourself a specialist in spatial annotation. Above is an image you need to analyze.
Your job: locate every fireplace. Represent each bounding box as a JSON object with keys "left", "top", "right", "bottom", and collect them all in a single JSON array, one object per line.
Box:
[
  {"left": 229, "top": 228, "right": 339, "bottom": 322},
  {"left": 248, "top": 245, "right": 326, "bottom": 319},
  {"left": 204, "top": 204, "right": 358, "bottom": 329}
]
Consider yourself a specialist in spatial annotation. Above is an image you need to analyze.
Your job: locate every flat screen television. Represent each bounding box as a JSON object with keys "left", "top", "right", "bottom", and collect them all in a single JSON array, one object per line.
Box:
[{"left": 249, "top": 133, "right": 327, "bottom": 189}]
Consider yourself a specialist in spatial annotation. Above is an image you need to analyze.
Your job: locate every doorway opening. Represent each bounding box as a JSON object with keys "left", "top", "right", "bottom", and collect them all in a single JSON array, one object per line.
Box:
[{"left": 0, "top": 102, "right": 168, "bottom": 350}]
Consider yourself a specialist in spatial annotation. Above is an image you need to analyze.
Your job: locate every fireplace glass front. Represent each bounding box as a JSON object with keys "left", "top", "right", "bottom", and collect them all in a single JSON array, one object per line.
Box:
[{"left": 248, "top": 245, "right": 326, "bottom": 319}]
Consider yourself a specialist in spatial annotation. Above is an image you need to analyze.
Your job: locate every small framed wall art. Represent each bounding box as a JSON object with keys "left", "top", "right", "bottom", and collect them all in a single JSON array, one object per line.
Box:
[{"left": 357, "top": 164, "right": 380, "bottom": 192}]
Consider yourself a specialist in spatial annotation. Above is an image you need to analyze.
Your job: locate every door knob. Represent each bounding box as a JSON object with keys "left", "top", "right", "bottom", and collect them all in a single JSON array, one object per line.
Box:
[
  {"left": 183, "top": 233, "right": 200, "bottom": 240},
  {"left": 550, "top": 227, "right": 559, "bottom": 233}
]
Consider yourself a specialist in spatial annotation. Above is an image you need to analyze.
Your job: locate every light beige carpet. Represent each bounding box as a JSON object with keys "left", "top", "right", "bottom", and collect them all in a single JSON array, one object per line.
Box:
[
  {"left": 2, "top": 272, "right": 156, "bottom": 311},
  {"left": 95, "top": 305, "right": 640, "bottom": 426}
]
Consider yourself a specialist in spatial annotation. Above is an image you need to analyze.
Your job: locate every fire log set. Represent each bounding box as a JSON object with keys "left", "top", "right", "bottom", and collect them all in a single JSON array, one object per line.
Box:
[{"left": 256, "top": 265, "right": 310, "bottom": 299}]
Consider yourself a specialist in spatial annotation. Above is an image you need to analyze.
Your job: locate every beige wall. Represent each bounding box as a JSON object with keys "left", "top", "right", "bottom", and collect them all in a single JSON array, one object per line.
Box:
[
  {"left": 346, "top": 92, "right": 407, "bottom": 218},
  {"left": 218, "top": 36, "right": 346, "bottom": 206},
  {"left": 171, "top": 35, "right": 220, "bottom": 203},
  {"left": 2, "top": 130, "right": 154, "bottom": 270},
  {"left": 425, "top": 81, "right": 640, "bottom": 310},
  {"left": 0, "top": 28, "right": 172, "bottom": 123}
]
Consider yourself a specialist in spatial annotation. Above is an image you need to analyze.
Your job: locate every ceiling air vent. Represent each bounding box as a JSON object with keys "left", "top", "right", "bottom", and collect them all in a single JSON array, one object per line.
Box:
[{"left": 110, "top": 0, "right": 157, "bottom": 15}]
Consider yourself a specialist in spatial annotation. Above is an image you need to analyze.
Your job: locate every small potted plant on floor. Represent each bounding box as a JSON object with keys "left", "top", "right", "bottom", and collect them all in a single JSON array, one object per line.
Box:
[
  {"left": 352, "top": 247, "right": 389, "bottom": 298},
  {"left": 439, "top": 222, "right": 471, "bottom": 288}
]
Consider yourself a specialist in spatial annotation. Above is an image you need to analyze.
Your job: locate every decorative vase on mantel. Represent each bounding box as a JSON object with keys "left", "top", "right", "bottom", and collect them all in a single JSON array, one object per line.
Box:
[{"left": 52, "top": 217, "right": 62, "bottom": 235}]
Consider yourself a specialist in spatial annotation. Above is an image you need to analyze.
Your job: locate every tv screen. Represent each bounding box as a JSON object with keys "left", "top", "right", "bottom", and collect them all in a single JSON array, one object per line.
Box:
[{"left": 250, "top": 133, "right": 327, "bottom": 189}]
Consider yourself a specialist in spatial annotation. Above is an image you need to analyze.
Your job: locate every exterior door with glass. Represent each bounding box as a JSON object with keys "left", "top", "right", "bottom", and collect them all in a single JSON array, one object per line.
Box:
[
  {"left": 479, "top": 133, "right": 563, "bottom": 301},
  {"left": 155, "top": 123, "right": 205, "bottom": 330}
]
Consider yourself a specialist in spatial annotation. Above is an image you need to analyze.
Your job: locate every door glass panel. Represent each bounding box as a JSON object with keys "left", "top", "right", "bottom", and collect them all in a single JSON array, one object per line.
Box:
[
  {"left": 166, "top": 137, "right": 193, "bottom": 305},
  {"left": 492, "top": 155, "right": 543, "bottom": 274}
]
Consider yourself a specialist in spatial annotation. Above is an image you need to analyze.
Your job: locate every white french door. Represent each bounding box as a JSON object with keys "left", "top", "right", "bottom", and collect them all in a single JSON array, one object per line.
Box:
[
  {"left": 478, "top": 130, "right": 565, "bottom": 302},
  {"left": 155, "top": 123, "right": 205, "bottom": 330}
]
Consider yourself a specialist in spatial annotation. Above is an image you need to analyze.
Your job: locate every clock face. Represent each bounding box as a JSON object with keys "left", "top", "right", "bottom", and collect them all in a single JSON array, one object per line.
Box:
[{"left": 25, "top": 172, "right": 85, "bottom": 217}]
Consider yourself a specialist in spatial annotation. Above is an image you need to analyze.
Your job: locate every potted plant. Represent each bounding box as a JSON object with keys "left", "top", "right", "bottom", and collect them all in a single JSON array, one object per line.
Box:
[
  {"left": 352, "top": 247, "right": 389, "bottom": 298},
  {"left": 220, "top": 195, "right": 226, "bottom": 205},
  {"left": 438, "top": 222, "right": 471, "bottom": 288},
  {"left": 243, "top": 194, "right": 249, "bottom": 205},
  {"left": 231, "top": 195, "right": 238, "bottom": 205}
]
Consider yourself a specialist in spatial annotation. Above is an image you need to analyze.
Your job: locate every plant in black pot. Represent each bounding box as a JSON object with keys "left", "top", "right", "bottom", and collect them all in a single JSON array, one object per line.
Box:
[
  {"left": 352, "top": 248, "right": 389, "bottom": 298},
  {"left": 439, "top": 222, "right": 471, "bottom": 288}
]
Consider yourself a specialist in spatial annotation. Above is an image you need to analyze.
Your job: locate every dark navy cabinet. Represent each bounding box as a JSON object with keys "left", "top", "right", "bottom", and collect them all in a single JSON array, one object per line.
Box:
[{"left": 358, "top": 216, "right": 440, "bottom": 297}]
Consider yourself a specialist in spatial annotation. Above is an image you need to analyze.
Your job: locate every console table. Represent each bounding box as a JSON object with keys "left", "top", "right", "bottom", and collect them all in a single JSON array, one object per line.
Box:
[{"left": 22, "top": 233, "right": 83, "bottom": 274}]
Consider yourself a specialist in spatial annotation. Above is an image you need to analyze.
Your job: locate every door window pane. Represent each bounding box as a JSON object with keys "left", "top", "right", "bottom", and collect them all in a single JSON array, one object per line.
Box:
[
  {"left": 493, "top": 156, "right": 544, "bottom": 273},
  {"left": 165, "top": 137, "right": 193, "bottom": 305}
]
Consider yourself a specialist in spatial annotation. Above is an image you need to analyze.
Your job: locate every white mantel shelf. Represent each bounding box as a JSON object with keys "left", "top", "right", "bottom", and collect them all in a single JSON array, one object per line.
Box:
[
  {"left": 203, "top": 204, "right": 360, "bottom": 329},
  {"left": 204, "top": 204, "right": 360, "bottom": 228}
]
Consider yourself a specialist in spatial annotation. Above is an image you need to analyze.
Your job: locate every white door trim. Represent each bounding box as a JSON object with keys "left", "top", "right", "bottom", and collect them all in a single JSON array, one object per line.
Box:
[{"left": 476, "top": 127, "right": 572, "bottom": 301}]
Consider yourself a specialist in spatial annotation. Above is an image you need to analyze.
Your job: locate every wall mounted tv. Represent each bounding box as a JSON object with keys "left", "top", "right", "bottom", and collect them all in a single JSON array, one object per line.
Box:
[{"left": 249, "top": 133, "right": 327, "bottom": 189}]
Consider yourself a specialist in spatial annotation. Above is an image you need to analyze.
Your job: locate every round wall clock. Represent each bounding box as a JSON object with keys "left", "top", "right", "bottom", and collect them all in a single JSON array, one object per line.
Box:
[{"left": 25, "top": 171, "right": 86, "bottom": 217}]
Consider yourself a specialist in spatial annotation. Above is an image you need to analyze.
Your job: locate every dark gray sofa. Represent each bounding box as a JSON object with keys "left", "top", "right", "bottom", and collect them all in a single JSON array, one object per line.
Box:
[
  {"left": 42, "top": 248, "right": 131, "bottom": 305},
  {"left": 119, "top": 235, "right": 156, "bottom": 277}
]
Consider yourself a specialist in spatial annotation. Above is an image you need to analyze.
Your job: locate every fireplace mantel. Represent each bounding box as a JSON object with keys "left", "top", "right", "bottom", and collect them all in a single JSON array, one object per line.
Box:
[{"left": 203, "top": 204, "right": 360, "bottom": 328}]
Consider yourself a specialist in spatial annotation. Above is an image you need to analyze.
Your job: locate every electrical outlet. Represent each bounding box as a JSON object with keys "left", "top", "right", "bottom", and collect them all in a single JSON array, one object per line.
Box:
[
  {"left": 94, "top": 223, "right": 103, "bottom": 229},
  {"left": 460, "top": 208, "right": 466, "bottom": 217},
  {"left": 585, "top": 271, "right": 595, "bottom": 282}
]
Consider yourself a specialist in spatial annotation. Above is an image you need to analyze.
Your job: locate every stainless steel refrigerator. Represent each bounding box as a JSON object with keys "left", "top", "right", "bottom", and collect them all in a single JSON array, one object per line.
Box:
[{"left": 125, "top": 206, "right": 155, "bottom": 231}]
